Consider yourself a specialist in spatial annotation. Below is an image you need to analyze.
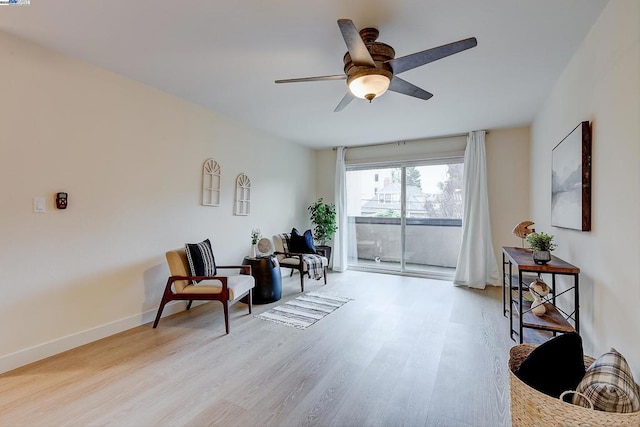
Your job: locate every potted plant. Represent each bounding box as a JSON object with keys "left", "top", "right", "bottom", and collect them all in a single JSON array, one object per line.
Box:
[
  {"left": 526, "top": 232, "right": 557, "bottom": 265},
  {"left": 250, "top": 228, "right": 261, "bottom": 258},
  {"left": 308, "top": 198, "right": 337, "bottom": 262}
]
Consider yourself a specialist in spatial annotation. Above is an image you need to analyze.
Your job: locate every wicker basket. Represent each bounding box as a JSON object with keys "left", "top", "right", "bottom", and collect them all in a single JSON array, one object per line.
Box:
[{"left": 509, "top": 344, "right": 640, "bottom": 427}]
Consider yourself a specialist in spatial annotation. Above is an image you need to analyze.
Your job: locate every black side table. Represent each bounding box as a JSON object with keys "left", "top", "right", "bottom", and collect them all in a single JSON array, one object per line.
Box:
[{"left": 242, "top": 256, "right": 282, "bottom": 304}]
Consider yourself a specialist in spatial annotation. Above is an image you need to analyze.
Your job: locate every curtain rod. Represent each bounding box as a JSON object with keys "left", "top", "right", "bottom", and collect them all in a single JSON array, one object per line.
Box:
[{"left": 332, "top": 130, "right": 489, "bottom": 151}]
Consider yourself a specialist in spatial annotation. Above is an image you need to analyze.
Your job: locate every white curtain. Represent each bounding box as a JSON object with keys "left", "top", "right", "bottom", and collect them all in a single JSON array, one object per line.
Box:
[
  {"left": 333, "top": 146, "right": 348, "bottom": 272},
  {"left": 454, "top": 131, "right": 499, "bottom": 289}
]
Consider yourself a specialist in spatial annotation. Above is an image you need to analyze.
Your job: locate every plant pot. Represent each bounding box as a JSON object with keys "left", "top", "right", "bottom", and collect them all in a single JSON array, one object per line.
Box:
[
  {"left": 316, "top": 245, "right": 332, "bottom": 265},
  {"left": 532, "top": 250, "right": 551, "bottom": 265}
]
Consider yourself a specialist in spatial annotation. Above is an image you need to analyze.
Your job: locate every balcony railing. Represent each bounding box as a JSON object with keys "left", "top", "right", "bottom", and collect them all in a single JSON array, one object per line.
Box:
[{"left": 348, "top": 216, "right": 461, "bottom": 270}]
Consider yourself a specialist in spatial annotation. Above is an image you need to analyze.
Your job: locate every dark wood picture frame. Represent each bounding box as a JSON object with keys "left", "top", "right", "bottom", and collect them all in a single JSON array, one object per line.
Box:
[{"left": 551, "top": 121, "right": 591, "bottom": 231}]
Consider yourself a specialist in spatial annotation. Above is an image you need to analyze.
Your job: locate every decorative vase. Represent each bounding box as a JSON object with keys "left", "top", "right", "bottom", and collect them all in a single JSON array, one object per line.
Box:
[
  {"left": 250, "top": 244, "right": 257, "bottom": 258},
  {"left": 529, "top": 279, "right": 550, "bottom": 317},
  {"left": 532, "top": 250, "right": 551, "bottom": 265},
  {"left": 531, "top": 294, "right": 546, "bottom": 316}
]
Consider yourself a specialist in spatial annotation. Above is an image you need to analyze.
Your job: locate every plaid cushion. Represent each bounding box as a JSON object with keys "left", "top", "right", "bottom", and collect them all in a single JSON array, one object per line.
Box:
[
  {"left": 278, "top": 233, "right": 291, "bottom": 253},
  {"left": 573, "top": 348, "right": 640, "bottom": 413}
]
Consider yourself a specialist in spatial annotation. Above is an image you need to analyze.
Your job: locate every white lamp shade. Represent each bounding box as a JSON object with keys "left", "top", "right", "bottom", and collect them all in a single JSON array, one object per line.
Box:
[{"left": 348, "top": 73, "right": 391, "bottom": 99}]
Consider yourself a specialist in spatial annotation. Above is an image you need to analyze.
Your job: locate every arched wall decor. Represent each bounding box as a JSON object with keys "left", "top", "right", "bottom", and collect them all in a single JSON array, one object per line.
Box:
[
  {"left": 202, "top": 159, "right": 221, "bottom": 206},
  {"left": 234, "top": 173, "right": 251, "bottom": 216}
]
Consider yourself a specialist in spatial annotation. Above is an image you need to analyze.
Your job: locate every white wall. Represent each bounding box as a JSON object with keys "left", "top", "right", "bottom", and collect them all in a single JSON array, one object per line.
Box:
[
  {"left": 485, "top": 127, "right": 531, "bottom": 266},
  {"left": 0, "top": 31, "right": 315, "bottom": 373},
  {"left": 316, "top": 149, "right": 336, "bottom": 203},
  {"left": 531, "top": 0, "right": 640, "bottom": 375}
]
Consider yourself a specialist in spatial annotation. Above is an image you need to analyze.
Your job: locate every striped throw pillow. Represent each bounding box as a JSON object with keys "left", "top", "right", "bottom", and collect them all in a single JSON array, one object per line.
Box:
[
  {"left": 573, "top": 348, "right": 640, "bottom": 413},
  {"left": 185, "top": 239, "right": 217, "bottom": 283}
]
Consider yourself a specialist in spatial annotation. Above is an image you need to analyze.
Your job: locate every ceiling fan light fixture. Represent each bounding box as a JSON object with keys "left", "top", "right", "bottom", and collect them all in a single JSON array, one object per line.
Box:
[
  {"left": 275, "top": 19, "right": 477, "bottom": 111},
  {"left": 347, "top": 71, "right": 391, "bottom": 102}
]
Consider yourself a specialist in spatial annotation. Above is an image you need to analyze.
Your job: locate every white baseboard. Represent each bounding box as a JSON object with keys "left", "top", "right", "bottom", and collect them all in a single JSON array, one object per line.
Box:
[{"left": 0, "top": 301, "right": 186, "bottom": 375}]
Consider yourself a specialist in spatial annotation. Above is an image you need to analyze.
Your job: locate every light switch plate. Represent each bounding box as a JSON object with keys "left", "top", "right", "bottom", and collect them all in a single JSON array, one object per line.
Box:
[{"left": 33, "top": 196, "right": 46, "bottom": 213}]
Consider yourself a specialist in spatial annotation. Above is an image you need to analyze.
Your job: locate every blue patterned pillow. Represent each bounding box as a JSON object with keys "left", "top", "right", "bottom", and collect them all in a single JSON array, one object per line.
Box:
[
  {"left": 185, "top": 239, "right": 217, "bottom": 283},
  {"left": 289, "top": 228, "right": 317, "bottom": 254}
]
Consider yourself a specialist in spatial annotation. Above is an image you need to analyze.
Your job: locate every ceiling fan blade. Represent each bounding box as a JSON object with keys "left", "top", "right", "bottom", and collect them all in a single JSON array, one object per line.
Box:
[
  {"left": 388, "top": 77, "right": 433, "bottom": 100},
  {"left": 387, "top": 37, "right": 477, "bottom": 75},
  {"left": 337, "top": 19, "right": 376, "bottom": 67},
  {"left": 275, "top": 74, "right": 347, "bottom": 84},
  {"left": 334, "top": 92, "right": 355, "bottom": 112}
]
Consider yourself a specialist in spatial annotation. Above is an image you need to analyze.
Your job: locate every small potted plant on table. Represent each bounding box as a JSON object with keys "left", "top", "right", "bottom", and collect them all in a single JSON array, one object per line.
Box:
[
  {"left": 526, "top": 232, "right": 557, "bottom": 265},
  {"left": 250, "top": 228, "right": 261, "bottom": 258}
]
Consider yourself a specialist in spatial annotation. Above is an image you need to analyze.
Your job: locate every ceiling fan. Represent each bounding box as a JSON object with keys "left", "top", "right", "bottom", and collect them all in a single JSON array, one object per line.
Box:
[{"left": 275, "top": 19, "right": 477, "bottom": 112}]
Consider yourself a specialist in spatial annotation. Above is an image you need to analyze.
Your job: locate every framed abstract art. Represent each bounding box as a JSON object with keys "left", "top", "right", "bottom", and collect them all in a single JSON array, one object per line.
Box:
[{"left": 551, "top": 121, "right": 591, "bottom": 231}]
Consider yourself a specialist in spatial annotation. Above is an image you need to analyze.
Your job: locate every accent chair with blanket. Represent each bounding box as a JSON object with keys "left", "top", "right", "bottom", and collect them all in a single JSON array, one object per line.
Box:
[{"left": 273, "top": 228, "right": 328, "bottom": 292}]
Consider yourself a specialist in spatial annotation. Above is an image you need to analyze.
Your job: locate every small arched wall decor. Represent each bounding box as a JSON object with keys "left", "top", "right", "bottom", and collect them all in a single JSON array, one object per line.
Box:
[
  {"left": 235, "top": 173, "right": 251, "bottom": 216},
  {"left": 202, "top": 159, "right": 221, "bottom": 206}
]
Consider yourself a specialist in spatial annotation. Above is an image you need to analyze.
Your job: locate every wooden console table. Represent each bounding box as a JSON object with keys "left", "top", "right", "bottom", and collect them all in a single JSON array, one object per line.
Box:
[{"left": 502, "top": 246, "right": 580, "bottom": 344}]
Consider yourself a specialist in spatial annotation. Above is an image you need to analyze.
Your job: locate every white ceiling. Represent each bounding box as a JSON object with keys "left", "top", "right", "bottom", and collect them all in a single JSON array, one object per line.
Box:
[{"left": 0, "top": 0, "right": 608, "bottom": 149}]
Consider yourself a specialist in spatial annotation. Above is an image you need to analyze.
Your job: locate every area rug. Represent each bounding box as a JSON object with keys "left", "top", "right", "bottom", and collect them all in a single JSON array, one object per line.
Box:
[{"left": 255, "top": 292, "right": 352, "bottom": 329}]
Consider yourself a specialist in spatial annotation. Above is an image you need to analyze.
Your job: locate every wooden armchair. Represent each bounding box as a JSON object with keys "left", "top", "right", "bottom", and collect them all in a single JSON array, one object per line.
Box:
[
  {"left": 153, "top": 248, "right": 255, "bottom": 333},
  {"left": 272, "top": 233, "right": 328, "bottom": 292}
]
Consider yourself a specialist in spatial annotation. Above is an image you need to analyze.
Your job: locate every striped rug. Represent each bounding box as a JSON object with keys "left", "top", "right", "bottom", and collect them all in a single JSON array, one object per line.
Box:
[{"left": 255, "top": 292, "right": 352, "bottom": 329}]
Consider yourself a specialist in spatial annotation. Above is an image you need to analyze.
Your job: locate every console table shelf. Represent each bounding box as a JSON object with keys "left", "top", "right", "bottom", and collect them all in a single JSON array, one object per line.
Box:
[
  {"left": 502, "top": 246, "right": 580, "bottom": 344},
  {"left": 513, "top": 301, "right": 575, "bottom": 333}
]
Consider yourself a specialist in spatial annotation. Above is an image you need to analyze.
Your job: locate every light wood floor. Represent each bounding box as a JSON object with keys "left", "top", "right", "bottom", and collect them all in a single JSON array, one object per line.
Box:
[{"left": 0, "top": 270, "right": 514, "bottom": 426}]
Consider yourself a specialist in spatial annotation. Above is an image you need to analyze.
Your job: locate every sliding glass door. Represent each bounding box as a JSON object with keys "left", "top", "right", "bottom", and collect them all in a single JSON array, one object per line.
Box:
[
  {"left": 346, "top": 166, "right": 403, "bottom": 272},
  {"left": 346, "top": 160, "right": 463, "bottom": 278}
]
